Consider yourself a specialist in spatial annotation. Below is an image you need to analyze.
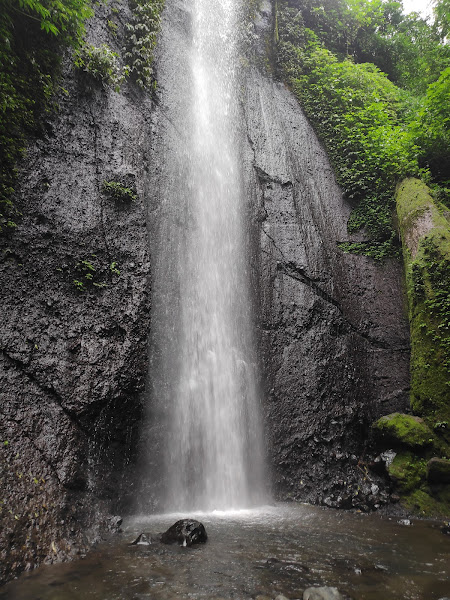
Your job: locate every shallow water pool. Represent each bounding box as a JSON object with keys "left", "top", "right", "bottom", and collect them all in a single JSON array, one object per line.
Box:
[{"left": 2, "top": 504, "right": 449, "bottom": 599}]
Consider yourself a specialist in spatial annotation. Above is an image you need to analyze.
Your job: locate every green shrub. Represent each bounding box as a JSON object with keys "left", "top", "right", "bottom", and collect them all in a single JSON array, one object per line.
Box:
[
  {"left": 0, "top": 0, "right": 92, "bottom": 234},
  {"left": 74, "top": 43, "right": 122, "bottom": 89},
  {"left": 410, "top": 67, "right": 450, "bottom": 187},
  {"left": 289, "top": 49, "right": 418, "bottom": 257},
  {"left": 124, "top": 0, "right": 165, "bottom": 90},
  {"left": 102, "top": 180, "right": 137, "bottom": 202}
]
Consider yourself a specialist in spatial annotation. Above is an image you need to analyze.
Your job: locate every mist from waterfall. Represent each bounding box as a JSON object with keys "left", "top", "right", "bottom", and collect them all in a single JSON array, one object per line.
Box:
[{"left": 148, "top": 0, "right": 266, "bottom": 512}]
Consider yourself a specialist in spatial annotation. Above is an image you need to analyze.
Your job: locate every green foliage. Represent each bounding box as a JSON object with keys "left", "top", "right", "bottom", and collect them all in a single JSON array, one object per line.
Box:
[
  {"left": 276, "top": 0, "right": 449, "bottom": 259},
  {"left": 107, "top": 19, "right": 118, "bottom": 37},
  {"left": 124, "top": 0, "right": 165, "bottom": 90},
  {"left": 434, "top": 0, "right": 450, "bottom": 40},
  {"left": 110, "top": 261, "right": 120, "bottom": 275},
  {"left": 410, "top": 67, "right": 450, "bottom": 185},
  {"left": 72, "top": 254, "right": 121, "bottom": 292},
  {"left": 278, "top": 0, "right": 450, "bottom": 95},
  {"left": 0, "top": 0, "right": 91, "bottom": 234},
  {"left": 74, "top": 43, "right": 122, "bottom": 89},
  {"left": 337, "top": 237, "right": 400, "bottom": 262},
  {"left": 102, "top": 179, "right": 137, "bottom": 202},
  {"left": 287, "top": 46, "right": 418, "bottom": 252},
  {"left": 382, "top": 13, "right": 450, "bottom": 95},
  {"left": 5, "top": 0, "right": 92, "bottom": 45}
]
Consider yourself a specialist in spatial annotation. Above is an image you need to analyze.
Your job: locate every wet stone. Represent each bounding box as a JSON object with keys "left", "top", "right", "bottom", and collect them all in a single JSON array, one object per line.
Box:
[
  {"left": 160, "top": 519, "right": 207, "bottom": 547},
  {"left": 129, "top": 533, "right": 154, "bottom": 546}
]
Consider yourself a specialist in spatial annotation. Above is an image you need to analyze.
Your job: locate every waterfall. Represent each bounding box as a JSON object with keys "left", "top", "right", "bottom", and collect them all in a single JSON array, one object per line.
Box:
[{"left": 148, "top": 0, "right": 266, "bottom": 512}]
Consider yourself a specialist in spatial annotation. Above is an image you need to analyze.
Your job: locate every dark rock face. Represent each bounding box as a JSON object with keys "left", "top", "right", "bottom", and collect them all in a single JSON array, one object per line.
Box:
[
  {"left": 0, "top": 2, "right": 151, "bottom": 584},
  {"left": 242, "top": 3, "right": 410, "bottom": 505},
  {"left": 160, "top": 519, "right": 208, "bottom": 546}
]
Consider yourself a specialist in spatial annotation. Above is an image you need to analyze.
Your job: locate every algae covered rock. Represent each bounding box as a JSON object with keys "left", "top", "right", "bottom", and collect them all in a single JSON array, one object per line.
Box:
[
  {"left": 396, "top": 178, "right": 450, "bottom": 439},
  {"left": 387, "top": 451, "right": 427, "bottom": 492},
  {"left": 372, "top": 412, "right": 435, "bottom": 449}
]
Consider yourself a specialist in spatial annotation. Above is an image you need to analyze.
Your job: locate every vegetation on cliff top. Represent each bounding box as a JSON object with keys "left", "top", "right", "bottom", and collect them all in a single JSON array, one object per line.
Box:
[
  {"left": 275, "top": 0, "right": 450, "bottom": 515},
  {"left": 0, "top": 0, "right": 164, "bottom": 234},
  {"left": 0, "top": 0, "right": 93, "bottom": 233},
  {"left": 276, "top": 0, "right": 449, "bottom": 260}
]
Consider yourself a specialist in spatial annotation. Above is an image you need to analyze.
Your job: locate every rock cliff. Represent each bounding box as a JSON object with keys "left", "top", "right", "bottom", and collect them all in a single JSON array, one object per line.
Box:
[
  {"left": 0, "top": 1, "right": 152, "bottom": 582},
  {"left": 242, "top": 1, "right": 410, "bottom": 506}
]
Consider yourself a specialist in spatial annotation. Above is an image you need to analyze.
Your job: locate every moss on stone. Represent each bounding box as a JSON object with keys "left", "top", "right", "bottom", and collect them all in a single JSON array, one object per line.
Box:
[
  {"left": 372, "top": 412, "right": 436, "bottom": 449},
  {"left": 396, "top": 178, "right": 450, "bottom": 443},
  {"left": 387, "top": 451, "right": 427, "bottom": 493},
  {"left": 402, "top": 486, "right": 450, "bottom": 518}
]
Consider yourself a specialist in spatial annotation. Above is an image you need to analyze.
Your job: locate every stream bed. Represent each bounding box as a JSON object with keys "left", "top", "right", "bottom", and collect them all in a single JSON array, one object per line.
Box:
[{"left": 2, "top": 504, "right": 449, "bottom": 600}]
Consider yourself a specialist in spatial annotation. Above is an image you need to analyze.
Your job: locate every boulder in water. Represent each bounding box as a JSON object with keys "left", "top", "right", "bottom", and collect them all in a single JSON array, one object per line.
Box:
[{"left": 160, "top": 519, "right": 207, "bottom": 546}]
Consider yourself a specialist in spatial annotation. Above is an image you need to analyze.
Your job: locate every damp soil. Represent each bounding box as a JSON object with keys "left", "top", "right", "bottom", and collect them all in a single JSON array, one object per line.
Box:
[{"left": 1, "top": 503, "right": 449, "bottom": 600}]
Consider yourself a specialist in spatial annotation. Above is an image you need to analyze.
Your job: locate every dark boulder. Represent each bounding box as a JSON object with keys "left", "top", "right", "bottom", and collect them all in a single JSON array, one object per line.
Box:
[
  {"left": 427, "top": 458, "right": 450, "bottom": 484},
  {"left": 160, "top": 519, "right": 207, "bottom": 546}
]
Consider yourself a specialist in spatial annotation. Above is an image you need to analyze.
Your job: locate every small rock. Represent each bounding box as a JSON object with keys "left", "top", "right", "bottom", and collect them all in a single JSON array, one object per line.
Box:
[
  {"left": 129, "top": 533, "right": 152, "bottom": 546},
  {"left": 380, "top": 450, "right": 397, "bottom": 467},
  {"left": 398, "top": 519, "right": 411, "bottom": 526},
  {"left": 109, "top": 515, "right": 123, "bottom": 531},
  {"left": 303, "top": 587, "right": 343, "bottom": 600},
  {"left": 160, "top": 519, "right": 207, "bottom": 546},
  {"left": 274, "top": 595, "right": 290, "bottom": 600}
]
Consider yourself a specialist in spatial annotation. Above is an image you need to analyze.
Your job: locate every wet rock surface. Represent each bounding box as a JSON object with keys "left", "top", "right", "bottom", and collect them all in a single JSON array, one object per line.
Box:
[
  {"left": 243, "top": 3, "right": 410, "bottom": 506},
  {"left": 0, "top": 1, "right": 151, "bottom": 584},
  {"left": 160, "top": 519, "right": 208, "bottom": 546}
]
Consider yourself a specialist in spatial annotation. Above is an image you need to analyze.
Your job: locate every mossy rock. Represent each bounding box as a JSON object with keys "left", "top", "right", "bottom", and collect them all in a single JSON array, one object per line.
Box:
[
  {"left": 396, "top": 178, "right": 450, "bottom": 439},
  {"left": 387, "top": 451, "right": 427, "bottom": 493},
  {"left": 372, "top": 412, "right": 436, "bottom": 449},
  {"left": 427, "top": 457, "right": 450, "bottom": 484},
  {"left": 402, "top": 486, "right": 450, "bottom": 518}
]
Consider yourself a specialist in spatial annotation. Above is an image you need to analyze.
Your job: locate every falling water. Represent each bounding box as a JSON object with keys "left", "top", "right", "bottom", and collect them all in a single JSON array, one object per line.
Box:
[{"left": 148, "top": 0, "right": 266, "bottom": 512}]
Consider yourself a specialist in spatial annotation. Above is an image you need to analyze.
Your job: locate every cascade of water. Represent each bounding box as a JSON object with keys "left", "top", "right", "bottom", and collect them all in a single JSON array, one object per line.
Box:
[{"left": 149, "top": 0, "right": 266, "bottom": 512}]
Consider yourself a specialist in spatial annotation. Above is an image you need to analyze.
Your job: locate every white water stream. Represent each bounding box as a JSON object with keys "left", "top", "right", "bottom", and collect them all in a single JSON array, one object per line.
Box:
[{"left": 151, "top": 0, "right": 266, "bottom": 512}]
